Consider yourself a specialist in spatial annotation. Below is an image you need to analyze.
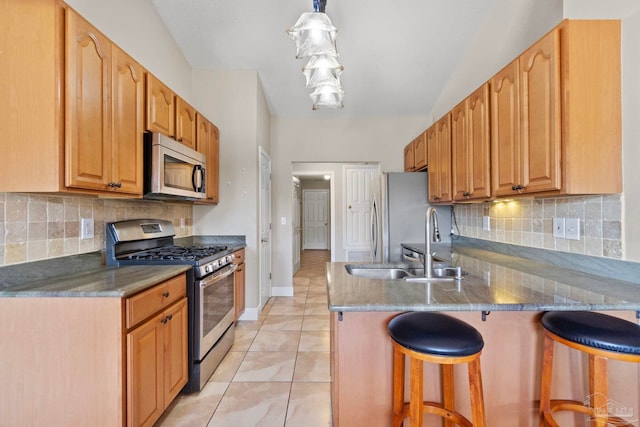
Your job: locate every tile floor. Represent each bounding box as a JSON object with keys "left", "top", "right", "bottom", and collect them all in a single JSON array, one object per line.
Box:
[{"left": 156, "top": 250, "right": 333, "bottom": 427}]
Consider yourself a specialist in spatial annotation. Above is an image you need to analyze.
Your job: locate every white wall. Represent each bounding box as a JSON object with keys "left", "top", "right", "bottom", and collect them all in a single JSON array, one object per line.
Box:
[
  {"left": 64, "top": 0, "right": 192, "bottom": 100},
  {"left": 192, "top": 69, "right": 268, "bottom": 314},
  {"left": 270, "top": 116, "right": 427, "bottom": 290}
]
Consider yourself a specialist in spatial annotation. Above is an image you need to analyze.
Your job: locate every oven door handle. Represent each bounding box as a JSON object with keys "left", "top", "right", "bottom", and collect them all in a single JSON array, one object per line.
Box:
[{"left": 199, "top": 263, "right": 237, "bottom": 289}]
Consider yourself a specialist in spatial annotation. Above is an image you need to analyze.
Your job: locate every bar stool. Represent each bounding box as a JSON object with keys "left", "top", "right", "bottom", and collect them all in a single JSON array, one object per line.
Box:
[
  {"left": 539, "top": 311, "right": 640, "bottom": 427},
  {"left": 388, "top": 312, "right": 486, "bottom": 427}
]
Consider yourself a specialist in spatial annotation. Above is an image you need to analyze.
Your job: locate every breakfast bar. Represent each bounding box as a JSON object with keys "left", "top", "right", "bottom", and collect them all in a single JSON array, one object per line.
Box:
[{"left": 326, "top": 240, "right": 640, "bottom": 426}]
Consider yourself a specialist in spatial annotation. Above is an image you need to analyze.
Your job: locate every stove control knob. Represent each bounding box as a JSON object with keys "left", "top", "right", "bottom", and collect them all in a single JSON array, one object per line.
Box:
[{"left": 205, "top": 264, "right": 212, "bottom": 273}]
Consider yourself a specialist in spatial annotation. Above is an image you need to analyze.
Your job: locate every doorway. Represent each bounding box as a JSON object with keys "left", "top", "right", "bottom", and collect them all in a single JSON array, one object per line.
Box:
[
  {"left": 259, "top": 147, "right": 272, "bottom": 311},
  {"left": 302, "top": 189, "right": 329, "bottom": 250}
]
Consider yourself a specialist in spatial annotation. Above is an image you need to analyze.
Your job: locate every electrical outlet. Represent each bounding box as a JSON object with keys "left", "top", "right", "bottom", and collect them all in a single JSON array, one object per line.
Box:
[
  {"left": 482, "top": 216, "right": 490, "bottom": 231},
  {"left": 80, "top": 218, "right": 94, "bottom": 240},
  {"left": 553, "top": 217, "right": 565, "bottom": 238},
  {"left": 180, "top": 218, "right": 185, "bottom": 229},
  {"left": 565, "top": 218, "right": 580, "bottom": 240}
]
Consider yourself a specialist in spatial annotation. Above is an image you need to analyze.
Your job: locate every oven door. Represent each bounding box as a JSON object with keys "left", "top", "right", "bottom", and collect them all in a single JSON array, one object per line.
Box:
[{"left": 194, "top": 263, "right": 237, "bottom": 361}]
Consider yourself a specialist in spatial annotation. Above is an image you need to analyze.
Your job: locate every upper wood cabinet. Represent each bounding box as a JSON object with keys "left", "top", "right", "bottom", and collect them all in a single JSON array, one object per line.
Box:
[
  {"left": 403, "top": 132, "right": 427, "bottom": 172},
  {"left": 65, "top": 8, "right": 143, "bottom": 195},
  {"left": 146, "top": 73, "right": 176, "bottom": 138},
  {"left": 427, "top": 114, "right": 452, "bottom": 203},
  {"left": 176, "top": 97, "right": 197, "bottom": 150},
  {"left": 413, "top": 131, "right": 427, "bottom": 171},
  {"left": 403, "top": 142, "right": 415, "bottom": 172},
  {"left": 196, "top": 114, "right": 220, "bottom": 204},
  {"left": 491, "top": 20, "right": 621, "bottom": 197},
  {"left": 452, "top": 83, "right": 491, "bottom": 201}
]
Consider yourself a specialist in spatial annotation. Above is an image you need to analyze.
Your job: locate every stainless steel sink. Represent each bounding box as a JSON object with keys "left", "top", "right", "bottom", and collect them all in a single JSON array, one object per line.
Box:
[
  {"left": 344, "top": 264, "right": 413, "bottom": 280},
  {"left": 344, "top": 263, "right": 465, "bottom": 281}
]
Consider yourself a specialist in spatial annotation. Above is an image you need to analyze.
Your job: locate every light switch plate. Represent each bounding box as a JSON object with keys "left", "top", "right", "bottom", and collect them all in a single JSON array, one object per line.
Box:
[
  {"left": 553, "top": 217, "right": 565, "bottom": 238},
  {"left": 565, "top": 218, "right": 580, "bottom": 240},
  {"left": 482, "top": 216, "right": 490, "bottom": 231}
]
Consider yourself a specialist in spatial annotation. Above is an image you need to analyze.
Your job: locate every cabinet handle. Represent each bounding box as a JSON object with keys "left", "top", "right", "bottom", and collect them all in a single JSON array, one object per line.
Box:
[
  {"left": 162, "top": 292, "right": 170, "bottom": 298},
  {"left": 108, "top": 182, "right": 122, "bottom": 188},
  {"left": 511, "top": 184, "right": 525, "bottom": 191},
  {"left": 463, "top": 191, "right": 471, "bottom": 198},
  {"left": 161, "top": 314, "right": 173, "bottom": 325}
]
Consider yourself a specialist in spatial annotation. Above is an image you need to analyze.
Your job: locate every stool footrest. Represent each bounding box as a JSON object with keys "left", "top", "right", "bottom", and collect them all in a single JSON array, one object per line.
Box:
[
  {"left": 543, "top": 399, "right": 636, "bottom": 427},
  {"left": 395, "top": 402, "right": 473, "bottom": 427}
]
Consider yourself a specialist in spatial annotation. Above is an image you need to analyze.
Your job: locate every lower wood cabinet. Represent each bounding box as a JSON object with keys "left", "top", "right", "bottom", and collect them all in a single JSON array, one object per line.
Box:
[
  {"left": 233, "top": 249, "right": 246, "bottom": 320},
  {"left": 0, "top": 272, "right": 188, "bottom": 427},
  {"left": 126, "top": 274, "right": 188, "bottom": 427}
]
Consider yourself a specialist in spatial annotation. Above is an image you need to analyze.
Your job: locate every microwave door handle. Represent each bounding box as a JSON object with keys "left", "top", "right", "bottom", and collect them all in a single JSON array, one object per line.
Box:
[{"left": 192, "top": 165, "right": 205, "bottom": 192}]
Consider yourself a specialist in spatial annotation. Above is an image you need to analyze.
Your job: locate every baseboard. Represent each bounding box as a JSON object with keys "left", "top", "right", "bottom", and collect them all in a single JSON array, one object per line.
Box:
[
  {"left": 272, "top": 286, "right": 294, "bottom": 297},
  {"left": 238, "top": 307, "right": 259, "bottom": 321}
]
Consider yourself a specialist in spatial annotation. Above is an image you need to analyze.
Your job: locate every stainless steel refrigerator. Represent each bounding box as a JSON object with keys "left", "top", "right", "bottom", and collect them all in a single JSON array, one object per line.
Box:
[{"left": 370, "top": 172, "right": 451, "bottom": 263}]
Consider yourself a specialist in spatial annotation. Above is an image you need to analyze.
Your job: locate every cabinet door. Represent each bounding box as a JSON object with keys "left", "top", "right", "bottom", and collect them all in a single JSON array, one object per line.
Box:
[
  {"left": 451, "top": 99, "right": 469, "bottom": 200},
  {"left": 413, "top": 132, "right": 427, "bottom": 170},
  {"left": 428, "top": 115, "right": 452, "bottom": 203},
  {"left": 519, "top": 28, "right": 561, "bottom": 194},
  {"left": 235, "top": 262, "right": 246, "bottom": 320},
  {"left": 127, "top": 312, "right": 164, "bottom": 427},
  {"left": 146, "top": 73, "right": 175, "bottom": 138},
  {"left": 65, "top": 9, "right": 111, "bottom": 191},
  {"left": 491, "top": 60, "right": 521, "bottom": 197},
  {"left": 112, "top": 46, "right": 144, "bottom": 194},
  {"left": 163, "top": 298, "right": 188, "bottom": 405},
  {"left": 196, "top": 115, "right": 220, "bottom": 204},
  {"left": 175, "top": 97, "right": 197, "bottom": 149},
  {"left": 467, "top": 84, "right": 491, "bottom": 199},
  {"left": 403, "top": 142, "right": 415, "bottom": 172}
]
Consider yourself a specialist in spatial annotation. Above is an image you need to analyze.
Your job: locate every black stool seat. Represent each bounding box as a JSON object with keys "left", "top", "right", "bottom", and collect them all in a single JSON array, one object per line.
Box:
[
  {"left": 388, "top": 312, "right": 484, "bottom": 357},
  {"left": 541, "top": 311, "right": 640, "bottom": 355}
]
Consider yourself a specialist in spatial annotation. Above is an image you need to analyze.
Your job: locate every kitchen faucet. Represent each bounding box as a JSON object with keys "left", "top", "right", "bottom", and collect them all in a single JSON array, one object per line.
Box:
[{"left": 423, "top": 207, "right": 441, "bottom": 278}]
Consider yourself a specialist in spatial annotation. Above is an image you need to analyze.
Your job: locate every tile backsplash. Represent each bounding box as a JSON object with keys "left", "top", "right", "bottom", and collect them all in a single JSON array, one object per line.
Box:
[
  {"left": 452, "top": 195, "right": 622, "bottom": 259},
  {"left": 0, "top": 193, "right": 193, "bottom": 267}
]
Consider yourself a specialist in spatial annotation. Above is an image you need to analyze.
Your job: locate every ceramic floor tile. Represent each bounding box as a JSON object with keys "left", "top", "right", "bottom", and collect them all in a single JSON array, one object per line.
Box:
[
  {"left": 156, "top": 381, "right": 228, "bottom": 427},
  {"left": 306, "top": 293, "right": 328, "bottom": 304},
  {"left": 209, "top": 351, "right": 245, "bottom": 382},
  {"left": 230, "top": 327, "right": 257, "bottom": 352},
  {"left": 261, "top": 315, "right": 304, "bottom": 331},
  {"left": 293, "top": 351, "right": 330, "bottom": 382},
  {"left": 304, "top": 303, "right": 330, "bottom": 316},
  {"left": 299, "top": 330, "right": 331, "bottom": 351},
  {"left": 249, "top": 329, "right": 301, "bottom": 352},
  {"left": 233, "top": 351, "right": 297, "bottom": 382},
  {"left": 268, "top": 302, "right": 307, "bottom": 316},
  {"left": 285, "top": 382, "right": 332, "bottom": 427},
  {"left": 302, "top": 315, "right": 330, "bottom": 331},
  {"left": 207, "top": 382, "right": 290, "bottom": 427}
]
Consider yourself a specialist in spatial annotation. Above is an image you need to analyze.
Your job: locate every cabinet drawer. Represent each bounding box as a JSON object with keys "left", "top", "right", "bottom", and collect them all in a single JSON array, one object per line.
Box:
[
  {"left": 233, "top": 249, "right": 245, "bottom": 264},
  {"left": 126, "top": 273, "right": 186, "bottom": 329}
]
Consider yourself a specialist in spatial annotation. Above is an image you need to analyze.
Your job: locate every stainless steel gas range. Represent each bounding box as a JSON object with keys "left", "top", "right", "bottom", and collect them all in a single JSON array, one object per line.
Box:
[{"left": 106, "top": 219, "right": 236, "bottom": 393}]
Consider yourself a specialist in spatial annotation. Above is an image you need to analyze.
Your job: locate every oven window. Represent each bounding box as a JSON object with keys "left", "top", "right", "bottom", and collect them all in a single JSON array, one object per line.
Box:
[{"left": 201, "top": 273, "right": 234, "bottom": 336}]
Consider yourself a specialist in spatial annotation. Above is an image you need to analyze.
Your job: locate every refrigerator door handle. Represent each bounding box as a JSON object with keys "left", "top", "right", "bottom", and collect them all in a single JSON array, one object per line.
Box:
[{"left": 370, "top": 195, "right": 379, "bottom": 261}]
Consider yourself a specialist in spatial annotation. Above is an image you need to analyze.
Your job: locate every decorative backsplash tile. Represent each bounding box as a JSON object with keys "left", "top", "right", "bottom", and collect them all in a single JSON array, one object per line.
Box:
[
  {"left": 0, "top": 193, "right": 193, "bottom": 266},
  {"left": 452, "top": 195, "right": 622, "bottom": 259}
]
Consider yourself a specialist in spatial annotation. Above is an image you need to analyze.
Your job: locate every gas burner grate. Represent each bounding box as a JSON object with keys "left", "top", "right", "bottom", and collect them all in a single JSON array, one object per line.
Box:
[{"left": 123, "top": 245, "right": 229, "bottom": 261}]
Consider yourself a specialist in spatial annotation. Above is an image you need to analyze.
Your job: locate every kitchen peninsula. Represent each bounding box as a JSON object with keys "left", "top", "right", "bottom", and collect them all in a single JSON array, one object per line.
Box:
[{"left": 327, "top": 239, "right": 640, "bottom": 426}]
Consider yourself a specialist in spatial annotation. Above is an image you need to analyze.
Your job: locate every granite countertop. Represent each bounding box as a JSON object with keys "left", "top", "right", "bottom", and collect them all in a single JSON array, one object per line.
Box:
[{"left": 327, "top": 243, "right": 640, "bottom": 312}]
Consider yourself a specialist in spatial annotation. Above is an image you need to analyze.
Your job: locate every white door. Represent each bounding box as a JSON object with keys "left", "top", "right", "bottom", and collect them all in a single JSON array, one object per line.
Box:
[
  {"left": 344, "top": 165, "right": 378, "bottom": 250},
  {"left": 292, "top": 179, "right": 301, "bottom": 274},
  {"left": 303, "top": 189, "right": 329, "bottom": 250},
  {"left": 259, "top": 148, "right": 272, "bottom": 310}
]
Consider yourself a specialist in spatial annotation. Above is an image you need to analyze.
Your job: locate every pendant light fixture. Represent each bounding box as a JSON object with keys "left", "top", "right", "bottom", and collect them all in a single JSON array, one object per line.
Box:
[{"left": 287, "top": 0, "right": 344, "bottom": 109}]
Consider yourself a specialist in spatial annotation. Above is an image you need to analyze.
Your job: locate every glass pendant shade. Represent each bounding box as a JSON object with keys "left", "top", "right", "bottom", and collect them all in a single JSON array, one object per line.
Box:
[
  {"left": 302, "top": 55, "right": 343, "bottom": 87},
  {"left": 310, "top": 82, "right": 344, "bottom": 110},
  {"left": 287, "top": 12, "right": 337, "bottom": 58}
]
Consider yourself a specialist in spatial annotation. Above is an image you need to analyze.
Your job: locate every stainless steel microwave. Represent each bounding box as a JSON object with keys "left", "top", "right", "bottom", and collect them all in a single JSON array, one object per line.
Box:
[{"left": 144, "top": 132, "right": 206, "bottom": 201}]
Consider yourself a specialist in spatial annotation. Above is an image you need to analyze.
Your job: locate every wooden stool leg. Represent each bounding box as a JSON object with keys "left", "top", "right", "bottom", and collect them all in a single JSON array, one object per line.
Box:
[
  {"left": 392, "top": 345, "right": 406, "bottom": 427},
  {"left": 468, "top": 357, "right": 486, "bottom": 427},
  {"left": 442, "top": 364, "right": 455, "bottom": 427},
  {"left": 589, "top": 354, "right": 608, "bottom": 427},
  {"left": 409, "top": 356, "right": 423, "bottom": 427},
  {"left": 539, "top": 333, "right": 555, "bottom": 427}
]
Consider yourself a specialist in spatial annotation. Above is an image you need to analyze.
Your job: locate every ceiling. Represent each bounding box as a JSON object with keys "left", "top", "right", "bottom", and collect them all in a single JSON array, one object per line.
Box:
[{"left": 152, "top": 0, "right": 498, "bottom": 118}]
